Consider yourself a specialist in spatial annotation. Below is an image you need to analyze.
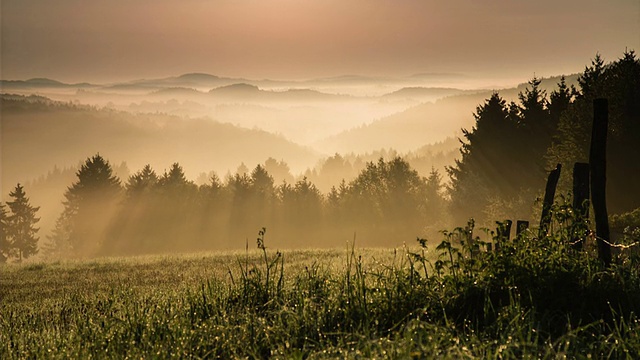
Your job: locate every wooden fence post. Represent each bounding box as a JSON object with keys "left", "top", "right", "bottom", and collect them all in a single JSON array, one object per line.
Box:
[
  {"left": 539, "top": 164, "right": 562, "bottom": 238},
  {"left": 516, "top": 220, "right": 529, "bottom": 237},
  {"left": 496, "top": 220, "right": 512, "bottom": 240},
  {"left": 572, "top": 162, "right": 590, "bottom": 250},
  {"left": 590, "top": 99, "right": 612, "bottom": 267}
]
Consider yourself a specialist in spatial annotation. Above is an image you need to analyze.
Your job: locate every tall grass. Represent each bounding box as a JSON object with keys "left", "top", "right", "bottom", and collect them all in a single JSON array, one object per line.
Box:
[{"left": 1, "top": 208, "right": 639, "bottom": 358}]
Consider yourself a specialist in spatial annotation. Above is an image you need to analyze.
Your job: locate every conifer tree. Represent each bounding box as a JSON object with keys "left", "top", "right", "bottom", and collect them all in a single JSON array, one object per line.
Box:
[
  {"left": 548, "top": 51, "right": 640, "bottom": 213},
  {"left": 126, "top": 164, "right": 158, "bottom": 197},
  {"left": 55, "top": 154, "right": 122, "bottom": 256},
  {"left": 0, "top": 203, "right": 10, "bottom": 263},
  {"left": 6, "top": 184, "right": 40, "bottom": 261}
]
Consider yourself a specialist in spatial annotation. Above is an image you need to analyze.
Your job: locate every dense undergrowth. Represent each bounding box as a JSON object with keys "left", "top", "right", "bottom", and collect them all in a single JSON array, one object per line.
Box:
[{"left": 1, "top": 207, "right": 640, "bottom": 358}]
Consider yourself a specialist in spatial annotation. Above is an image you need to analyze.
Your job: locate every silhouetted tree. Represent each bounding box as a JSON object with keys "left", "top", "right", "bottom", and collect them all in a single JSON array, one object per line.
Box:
[
  {"left": 0, "top": 203, "right": 10, "bottom": 263},
  {"left": 548, "top": 76, "right": 575, "bottom": 126},
  {"left": 517, "top": 77, "right": 554, "bottom": 183},
  {"left": 548, "top": 51, "right": 640, "bottom": 213},
  {"left": 448, "top": 92, "right": 521, "bottom": 224},
  {"left": 6, "top": 184, "right": 40, "bottom": 261},
  {"left": 126, "top": 164, "right": 158, "bottom": 197},
  {"left": 54, "top": 154, "right": 122, "bottom": 257}
]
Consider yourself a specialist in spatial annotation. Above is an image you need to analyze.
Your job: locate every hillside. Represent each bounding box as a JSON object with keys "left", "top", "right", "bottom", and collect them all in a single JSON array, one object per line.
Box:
[
  {"left": 317, "top": 74, "right": 580, "bottom": 154},
  {"left": 0, "top": 94, "right": 320, "bottom": 196}
]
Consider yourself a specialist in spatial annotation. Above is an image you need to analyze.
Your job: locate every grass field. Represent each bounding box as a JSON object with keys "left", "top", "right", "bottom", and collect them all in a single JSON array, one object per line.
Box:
[{"left": 2, "top": 226, "right": 640, "bottom": 359}]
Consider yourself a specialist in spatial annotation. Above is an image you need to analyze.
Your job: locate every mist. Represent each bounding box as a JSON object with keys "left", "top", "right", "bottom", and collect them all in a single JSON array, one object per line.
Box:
[
  {"left": 2, "top": 0, "right": 639, "bottom": 261},
  {"left": 1, "top": 74, "right": 468, "bottom": 254}
]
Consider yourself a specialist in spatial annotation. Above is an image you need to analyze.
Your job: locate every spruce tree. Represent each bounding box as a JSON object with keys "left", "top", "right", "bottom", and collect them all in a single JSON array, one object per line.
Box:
[
  {"left": 58, "top": 154, "right": 122, "bottom": 256},
  {"left": 0, "top": 203, "right": 10, "bottom": 263},
  {"left": 6, "top": 184, "right": 40, "bottom": 261}
]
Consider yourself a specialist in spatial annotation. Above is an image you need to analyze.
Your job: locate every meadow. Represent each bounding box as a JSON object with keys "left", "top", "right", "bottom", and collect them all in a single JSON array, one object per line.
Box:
[{"left": 2, "top": 222, "right": 639, "bottom": 359}]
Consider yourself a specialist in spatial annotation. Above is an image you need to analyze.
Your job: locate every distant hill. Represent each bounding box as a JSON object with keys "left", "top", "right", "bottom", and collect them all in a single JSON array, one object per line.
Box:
[
  {"left": 149, "top": 87, "right": 207, "bottom": 97},
  {"left": 316, "top": 92, "right": 487, "bottom": 153},
  {"left": 176, "top": 73, "right": 221, "bottom": 83},
  {"left": 208, "top": 83, "right": 350, "bottom": 103},
  {"left": 381, "top": 87, "right": 469, "bottom": 102},
  {"left": 316, "top": 74, "right": 580, "bottom": 154},
  {"left": 209, "top": 83, "right": 262, "bottom": 96},
  {"left": 1, "top": 94, "right": 320, "bottom": 196},
  {"left": 0, "top": 78, "right": 97, "bottom": 89}
]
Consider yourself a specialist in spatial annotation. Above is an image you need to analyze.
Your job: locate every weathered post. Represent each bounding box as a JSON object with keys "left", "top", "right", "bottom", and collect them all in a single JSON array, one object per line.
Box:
[
  {"left": 516, "top": 220, "right": 529, "bottom": 237},
  {"left": 539, "top": 164, "right": 562, "bottom": 238},
  {"left": 590, "top": 99, "right": 612, "bottom": 267},
  {"left": 501, "top": 220, "right": 512, "bottom": 240},
  {"left": 572, "top": 162, "right": 590, "bottom": 250},
  {"left": 494, "top": 220, "right": 512, "bottom": 251}
]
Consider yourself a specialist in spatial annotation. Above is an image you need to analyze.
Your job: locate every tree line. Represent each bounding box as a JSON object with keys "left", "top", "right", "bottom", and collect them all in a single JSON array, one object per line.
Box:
[
  {"left": 448, "top": 50, "right": 639, "bottom": 224},
  {"left": 34, "top": 155, "right": 445, "bottom": 258},
  {"left": 1, "top": 50, "right": 638, "bottom": 261}
]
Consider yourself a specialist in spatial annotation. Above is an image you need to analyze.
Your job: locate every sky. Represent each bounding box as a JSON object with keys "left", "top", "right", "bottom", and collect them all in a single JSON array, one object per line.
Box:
[{"left": 1, "top": 0, "right": 639, "bottom": 84}]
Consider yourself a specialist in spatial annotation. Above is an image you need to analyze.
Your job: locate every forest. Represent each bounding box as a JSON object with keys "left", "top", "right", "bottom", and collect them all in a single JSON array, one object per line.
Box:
[{"left": 1, "top": 51, "right": 638, "bottom": 262}]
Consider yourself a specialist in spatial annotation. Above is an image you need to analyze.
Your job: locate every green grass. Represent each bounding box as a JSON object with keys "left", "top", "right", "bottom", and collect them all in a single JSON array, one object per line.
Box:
[{"left": 1, "top": 223, "right": 639, "bottom": 359}]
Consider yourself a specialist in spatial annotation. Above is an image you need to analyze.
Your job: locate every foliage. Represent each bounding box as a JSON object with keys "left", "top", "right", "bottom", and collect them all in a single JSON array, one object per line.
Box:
[
  {"left": 2, "top": 217, "right": 639, "bottom": 358},
  {"left": 0, "top": 203, "right": 10, "bottom": 263},
  {"left": 45, "top": 156, "right": 445, "bottom": 257},
  {"left": 4, "top": 184, "right": 40, "bottom": 262},
  {"left": 548, "top": 51, "right": 640, "bottom": 214},
  {"left": 51, "top": 154, "right": 122, "bottom": 257},
  {"left": 447, "top": 91, "right": 538, "bottom": 225},
  {"left": 449, "top": 51, "right": 640, "bottom": 226}
]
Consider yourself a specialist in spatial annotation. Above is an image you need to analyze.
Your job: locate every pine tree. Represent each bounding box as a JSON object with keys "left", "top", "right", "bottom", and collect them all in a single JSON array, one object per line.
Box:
[
  {"left": 547, "top": 51, "right": 640, "bottom": 213},
  {"left": 6, "top": 184, "right": 40, "bottom": 261},
  {"left": 517, "top": 77, "right": 553, "bottom": 187},
  {"left": 126, "top": 164, "right": 158, "bottom": 197},
  {"left": 447, "top": 92, "right": 522, "bottom": 224},
  {"left": 548, "top": 76, "right": 575, "bottom": 125},
  {"left": 58, "top": 154, "right": 122, "bottom": 256},
  {"left": 0, "top": 203, "right": 10, "bottom": 263}
]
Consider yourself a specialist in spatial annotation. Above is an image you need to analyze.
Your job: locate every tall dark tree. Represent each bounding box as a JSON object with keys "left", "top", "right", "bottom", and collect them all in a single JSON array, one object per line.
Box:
[
  {"left": 518, "top": 77, "right": 554, "bottom": 182},
  {"left": 448, "top": 92, "right": 522, "bottom": 224},
  {"left": 54, "top": 154, "right": 122, "bottom": 257},
  {"left": 125, "top": 164, "right": 158, "bottom": 197},
  {"left": 548, "top": 76, "right": 575, "bottom": 126},
  {"left": 0, "top": 203, "right": 10, "bottom": 263},
  {"left": 548, "top": 51, "right": 640, "bottom": 213},
  {"left": 6, "top": 184, "right": 40, "bottom": 261}
]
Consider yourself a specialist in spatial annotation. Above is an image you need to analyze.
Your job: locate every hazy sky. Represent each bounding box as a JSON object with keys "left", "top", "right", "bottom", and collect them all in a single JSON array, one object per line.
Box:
[{"left": 1, "top": 0, "right": 639, "bottom": 84}]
